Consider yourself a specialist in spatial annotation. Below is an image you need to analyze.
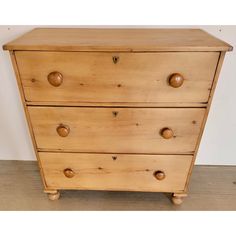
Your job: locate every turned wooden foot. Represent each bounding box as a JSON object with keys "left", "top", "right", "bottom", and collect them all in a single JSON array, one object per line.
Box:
[
  {"left": 171, "top": 193, "right": 187, "bottom": 205},
  {"left": 47, "top": 190, "right": 60, "bottom": 201}
]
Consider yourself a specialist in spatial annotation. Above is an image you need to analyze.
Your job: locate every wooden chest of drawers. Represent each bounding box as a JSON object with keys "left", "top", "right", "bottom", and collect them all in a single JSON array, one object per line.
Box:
[{"left": 4, "top": 28, "right": 232, "bottom": 204}]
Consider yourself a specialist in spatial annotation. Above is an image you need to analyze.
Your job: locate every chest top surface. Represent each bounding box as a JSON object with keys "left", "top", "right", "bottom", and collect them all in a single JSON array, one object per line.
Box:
[{"left": 3, "top": 28, "right": 232, "bottom": 52}]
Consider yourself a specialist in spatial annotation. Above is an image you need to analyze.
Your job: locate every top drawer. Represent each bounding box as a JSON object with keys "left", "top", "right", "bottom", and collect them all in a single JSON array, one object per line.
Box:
[{"left": 15, "top": 51, "right": 219, "bottom": 104}]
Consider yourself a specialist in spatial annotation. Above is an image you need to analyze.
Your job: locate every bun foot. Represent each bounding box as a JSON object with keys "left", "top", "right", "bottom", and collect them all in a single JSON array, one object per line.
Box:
[
  {"left": 172, "top": 196, "right": 183, "bottom": 205},
  {"left": 47, "top": 190, "right": 60, "bottom": 201},
  {"left": 171, "top": 193, "right": 187, "bottom": 205}
]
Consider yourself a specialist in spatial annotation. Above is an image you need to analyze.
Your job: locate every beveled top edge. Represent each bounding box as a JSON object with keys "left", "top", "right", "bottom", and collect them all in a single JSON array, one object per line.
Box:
[{"left": 3, "top": 28, "right": 233, "bottom": 52}]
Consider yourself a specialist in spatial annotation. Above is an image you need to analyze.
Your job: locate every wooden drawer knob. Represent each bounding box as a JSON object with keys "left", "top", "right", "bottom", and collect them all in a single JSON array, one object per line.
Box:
[
  {"left": 161, "top": 128, "right": 174, "bottom": 139},
  {"left": 63, "top": 168, "right": 75, "bottom": 178},
  {"left": 169, "top": 73, "right": 184, "bottom": 88},
  {"left": 154, "top": 171, "right": 165, "bottom": 181},
  {"left": 47, "top": 71, "right": 63, "bottom": 87},
  {"left": 57, "top": 124, "right": 70, "bottom": 137}
]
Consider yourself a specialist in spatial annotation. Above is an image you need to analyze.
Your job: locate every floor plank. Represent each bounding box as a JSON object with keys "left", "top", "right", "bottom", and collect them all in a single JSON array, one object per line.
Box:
[{"left": 0, "top": 161, "right": 235, "bottom": 210}]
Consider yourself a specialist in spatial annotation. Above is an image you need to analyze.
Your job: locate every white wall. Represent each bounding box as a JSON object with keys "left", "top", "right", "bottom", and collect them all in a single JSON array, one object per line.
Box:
[{"left": 0, "top": 26, "right": 235, "bottom": 164}]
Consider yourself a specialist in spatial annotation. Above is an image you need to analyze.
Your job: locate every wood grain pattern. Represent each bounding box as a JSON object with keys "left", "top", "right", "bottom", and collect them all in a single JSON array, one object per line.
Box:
[
  {"left": 15, "top": 51, "right": 219, "bottom": 104},
  {"left": 28, "top": 107, "right": 205, "bottom": 154},
  {"left": 39, "top": 152, "right": 192, "bottom": 192},
  {"left": 3, "top": 28, "right": 232, "bottom": 202},
  {"left": 9, "top": 51, "right": 47, "bottom": 189},
  {"left": 0, "top": 161, "right": 235, "bottom": 210},
  {"left": 184, "top": 52, "right": 227, "bottom": 192},
  {"left": 3, "top": 28, "right": 233, "bottom": 51}
]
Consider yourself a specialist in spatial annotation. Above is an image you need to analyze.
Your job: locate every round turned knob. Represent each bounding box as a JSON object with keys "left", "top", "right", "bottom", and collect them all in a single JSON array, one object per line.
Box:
[
  {"left": 169, "top": 73, "right": 184, "bottom": 88},
  {"left": 154, "top": 171, "right": 165, "bottom": 181},
  {"left": 161, "top": 128, "right": 174, "bottom": 139},
  {"left": 56, "top": 124, "right": 70, "bottom": 137},
  {"left": 63, "top": 168, "right": 75, "bottom": 178},
  {"left": 47, "top": 71, "right": 63, "bottom": 87}
]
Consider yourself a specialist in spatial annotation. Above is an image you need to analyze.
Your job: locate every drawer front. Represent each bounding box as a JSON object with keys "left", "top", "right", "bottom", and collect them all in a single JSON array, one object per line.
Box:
[
  {"left": 40, "top": 152, "right": 192, "bottom": 192},
  {"left": 16, "top": 51, "right": 219, "bottom": 103},
  {"left": 29, "top": 107, "right": 205, "bottom": 154}
]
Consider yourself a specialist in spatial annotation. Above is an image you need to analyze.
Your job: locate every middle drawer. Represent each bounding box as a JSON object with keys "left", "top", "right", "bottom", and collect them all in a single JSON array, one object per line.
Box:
[{"left": 28, "top": 107, "right": 205, "bottom": 154}]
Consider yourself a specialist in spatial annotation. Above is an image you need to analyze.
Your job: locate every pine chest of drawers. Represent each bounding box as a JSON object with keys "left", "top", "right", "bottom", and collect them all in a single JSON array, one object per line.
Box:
[{"left": 4, "top": 28, "right": 232, "bottom": 204}]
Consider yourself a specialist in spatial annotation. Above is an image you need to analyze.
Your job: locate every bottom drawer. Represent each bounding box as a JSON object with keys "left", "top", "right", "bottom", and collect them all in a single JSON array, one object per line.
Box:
[{"left": 39, "top": 152, "right": 192, "bottom": 192}]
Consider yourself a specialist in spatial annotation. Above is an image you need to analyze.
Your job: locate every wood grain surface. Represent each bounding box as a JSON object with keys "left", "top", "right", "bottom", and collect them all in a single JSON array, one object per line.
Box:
[
  {"left": 0, "top": 161, "right": 235, "bottom": 210},
  {"left": 39, "top": 152, "right": 192, "bottom": 192},
  {"left": 184, "top": 52, "right": 226, "bottom": 192},
  {"left": 3, "top": 28, "right": 233, "bottom": 51},
  {"left": 3, "top": 28, "right": 232, "bottom": 203},
  {"left": 28, "top": 107, "right": 205, "bottom": 154},
  {"left": 15, "top": 51, "right": 219, "bottom": 104}
]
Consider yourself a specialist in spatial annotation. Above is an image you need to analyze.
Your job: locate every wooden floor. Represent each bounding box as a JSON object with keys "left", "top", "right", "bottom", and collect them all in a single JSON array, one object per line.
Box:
[{"left": 0, "top": 160, "right": 235, "bottom": 210}]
